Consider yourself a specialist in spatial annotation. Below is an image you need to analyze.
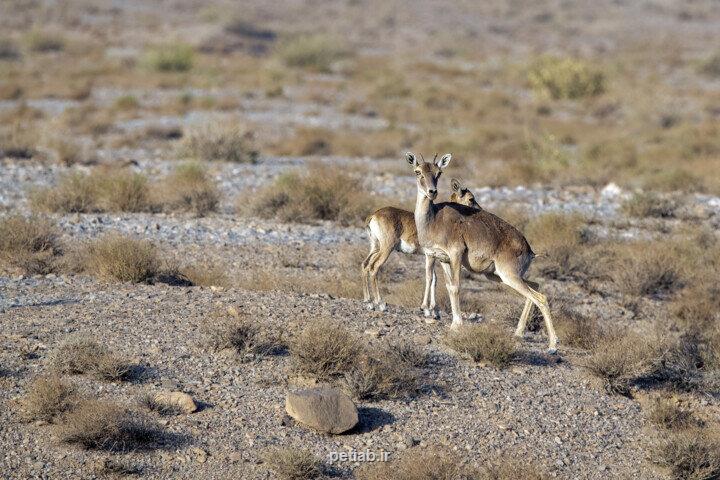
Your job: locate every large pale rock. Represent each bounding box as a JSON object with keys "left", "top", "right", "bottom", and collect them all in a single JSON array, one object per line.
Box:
[
  {"left": 285, "top": 387, "right": 358, "bottom": 434},
  {"left": 154, "top": 391, "right": 197, "bottom": 414}
]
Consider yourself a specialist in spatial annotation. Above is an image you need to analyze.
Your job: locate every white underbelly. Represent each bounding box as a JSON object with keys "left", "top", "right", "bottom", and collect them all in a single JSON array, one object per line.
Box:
[{"left": 399, "top": 239, "right": 418, "bottom": 254}]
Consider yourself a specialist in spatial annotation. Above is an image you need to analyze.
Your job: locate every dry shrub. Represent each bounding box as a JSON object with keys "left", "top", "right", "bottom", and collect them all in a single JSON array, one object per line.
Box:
[
  {"left": 202, "top": 310, "right": 286, "bottom": 361},
  {"left": 584, "top": 331, "right": 657, "bottom": 395},
  {"left": 671, "top": 282, "right": 720, "bottom": 332},
  {"left": 646, "top": 397, "right": 695, "bottom": 430},
  {"left": 25, "top": 29, "right": 65, "bottom": 52},
  {"left": 478, "top": 459, "right": 549, "bottom": 480},
  {"left": 58, "top": 400, "right": 161, "bottom": 452},
  {"left": 30, "top": 169, "right": 150, "bottom": 214},
  {"left": 291, "top": 319, "right": 362, "bottom": 379},
  {"left": 653, "top": 428, "right": 720, "bottom": 480},
  {"left": 528, "top": 56, "right": 605, "bottom": 100},
  {"left": 554, "top": 307, "right": 602, "bottom": 350},
  {"left": 621, "top": 191, "right": 678, "bottom": 218},
  {"left": 0, "top": 215, "right": 61, "bottom": 274},
  {"left": 444, "top": 323, "right": 516, "bottom": 369},
  {"left": 83, "top": 234, "right": 160, "bottom": 283},
  {"left": 277, "top": 34, "right": 350, "bottom": 72},
  {"left": 0, "top": 122, "right": 38, "bottom": 159},
  {"left": 524, "top": 212, "right": 591, "bottom": 279},
  {"left": 155, "top": 162, "right": 220, "bottom": 216},
  {"left": 0, "top": 38, "right": 20, "bottom": 60},
  {"left": 344, "top": 344, "right": 420, "bottom": 400},
  {"left": 246, "top": 165, "right": 377, "bottom": 226},
  {"left": 44, "top": 136, "right": 92, "bottom": 166},
  {"left": 262, "top": 447, "right": 322, "bottom": 480},
  {"left": 180, "top": 264, "right": 229, "bottom": 287},
  {"left": 142, "top": 44, "right": 193, "bottom": 72},
  {"left": 356, "top": 447, "right": 473, "bottom": 480},
  {"left": 49, "top": 336, "right": 133, "bottom": 381},
  {"left": 20, "top": 376, "right": 78, "bottom": 423},
  {"left": 654, "top": 332, "right": 720, "bottom": 393},
  {"left": 608, "top": 242, "right": 684, "bottom": 297},
  {"left": 180, "top": 124, "right": 257, "bottom": 163}
]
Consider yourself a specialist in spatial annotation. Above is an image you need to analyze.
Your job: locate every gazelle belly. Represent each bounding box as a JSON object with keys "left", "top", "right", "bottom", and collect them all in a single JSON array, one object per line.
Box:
[{"left": 398, "top": 239, "right": 418, "bottom": 254}]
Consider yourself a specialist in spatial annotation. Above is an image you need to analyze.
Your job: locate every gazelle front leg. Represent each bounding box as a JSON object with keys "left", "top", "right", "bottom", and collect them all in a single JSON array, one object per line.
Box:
[
  {"left": 440, "top": 257, "right": 463, "bottom": 329},
  {"left": 421, "top": 255, "right": 440, "bottom": 319}
]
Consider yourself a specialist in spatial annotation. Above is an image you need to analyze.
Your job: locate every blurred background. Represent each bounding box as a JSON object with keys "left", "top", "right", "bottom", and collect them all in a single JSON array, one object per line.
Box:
[{"left": 1, "top": 0, "right": 719, "bottom": 194}]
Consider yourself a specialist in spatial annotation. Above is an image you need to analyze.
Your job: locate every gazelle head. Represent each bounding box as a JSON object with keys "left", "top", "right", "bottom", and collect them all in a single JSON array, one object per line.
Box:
[
  {"left": 406, "top": 152, "right": 452, "bottom": 201},
  {"left": 450, "top": 178, "right": 480, "bottom": 208}
]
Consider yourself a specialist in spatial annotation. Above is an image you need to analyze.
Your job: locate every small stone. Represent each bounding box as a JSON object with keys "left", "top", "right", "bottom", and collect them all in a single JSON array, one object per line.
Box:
[
  {"left": 285, "top": 387, "right": 358, "bottom": 434},
  {"left": 554, "top": 436, "right": 563, "bottom": 445}
]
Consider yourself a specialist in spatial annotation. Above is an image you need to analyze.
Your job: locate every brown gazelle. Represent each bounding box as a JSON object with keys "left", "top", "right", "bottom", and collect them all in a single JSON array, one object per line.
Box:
[
  {"left": 361, "top": 183, "right": 483, "bottom": 317},
  {"left": 407, "top": 152, "right": 558, "bottom": 353}
]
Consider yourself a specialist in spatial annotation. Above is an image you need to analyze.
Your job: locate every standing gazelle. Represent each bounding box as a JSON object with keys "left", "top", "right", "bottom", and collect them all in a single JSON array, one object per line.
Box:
[
  {"left": 407, "top": 152, "right": 558, "bottom": 353},
  {"left": 361, "top": 183, "right": 483, "bottom": 317}
]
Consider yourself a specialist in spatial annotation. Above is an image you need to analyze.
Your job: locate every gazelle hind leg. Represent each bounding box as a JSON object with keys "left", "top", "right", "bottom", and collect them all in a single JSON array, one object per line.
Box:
[
  {"left": 497, "top": 270, "right": 558, "bottom": 354},
  {"left": 368, "top": 246, "right": 392, "bottom": 312},
  {"left": 515, "top": 299, "right": 533, "bottom": 337}
]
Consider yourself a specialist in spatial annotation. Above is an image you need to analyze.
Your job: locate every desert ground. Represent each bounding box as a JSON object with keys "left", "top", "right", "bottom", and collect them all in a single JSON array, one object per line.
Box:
[{"left": 1, "top": 1, "right": 720, "bottom": 479}]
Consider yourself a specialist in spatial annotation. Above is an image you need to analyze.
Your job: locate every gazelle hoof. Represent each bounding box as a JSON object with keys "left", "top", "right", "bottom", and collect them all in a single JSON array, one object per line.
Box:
[
  {"left": 423, "top": 308, "right": 431, "bottom": 317},
  {"left": 365, "top": 303, "right": 375, "bottom": 311},
  {"left": 377, "top": 302, "right": 387, "bottom": 312}
]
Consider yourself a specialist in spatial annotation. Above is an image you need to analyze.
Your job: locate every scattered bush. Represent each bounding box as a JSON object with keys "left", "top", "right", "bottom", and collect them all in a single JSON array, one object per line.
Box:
[
  {"left": 20, "top": 376, "right": 78, "bottom": 423},
  {"left": 698, "top": 51, "right": 720, "bottom": 78},
  {"left": 143, "top": 44, "right": 194, "bottom": 72},
  {"left": 0, "top": 122, "right": 37, "bottom": 159},
  {"left": 245, "top": 165, "right": 376, "bottom": 225},
  {"left": 57, "top": 399, "right": 161, "bottom": 452},
  {"left": 344, "top": 346, "right": 420, "bottom": 400},
  {"left": 44, "top": 136, "right": 91, "bottom": 166},
  {"left": 24, "top": 29, "right": 65, "bottom": 52},
  {"left": 29, "top": 171, "right": 100, "bottom": 213},
  {"left": 356, "top": 447, "right": 472, "bottom": 480},
  {"left": 444, "top": 323, "right": 516, "bottom": 368},
  {"left": 49, "top": 336, "right": 134, "bottom": 381},
  {"left": 0, "top": 38, "right": 21, "bottom": 60},
  {"left": 652, "top": 428, "right": 720, "bottom": 480},
  {"left": 155, "top": 162, "right": 220, "bottom": 216},
  {"left": 524, "top": 212, "right": 591, "bottom": 279},
  {"left": 584, "top": 331, "right": 656, "bottom": 395},
  {"left": 528, "top": 56, "right": 605, "bottom": 100},
  {"left": 291, "top": 319, "right": 362, "bottom": 379},
  {"left": 621, "top": 191, "right": 677, "bottom": 218},
  {"left": 554, "top": 307, "right": 602, "bottom": 350},
  {"left": 262, "top": 447, "right": 323, "bottom": 480},
  {"left": 180, "top": 124, "right": 257, "bottom": 163},
  {"left": 0, "top": 215, "right": 61, "bottom": 274},
  {"left": 277, "top": 34, "right": 350, "bottom": 72},
  {"left": 653, "top": 332, "right": 719, "bottom": 393},
  {"left": 83, "top": 234, "right": 160, "bottom": 283},
  {"left": 181, "top": 264, "right": 230, "bottom": 287},
  {"left": 609, "top": 242, "right": 684, "bottom": 297},
  {"left": 203, "top": 310, "right": 286, "bottom": 361},
  {"left": 646, "top": 397, "right": 695, "bottom": 430},
  {"left": 671, "top": 282, "right": 720, "bottom": 331}
]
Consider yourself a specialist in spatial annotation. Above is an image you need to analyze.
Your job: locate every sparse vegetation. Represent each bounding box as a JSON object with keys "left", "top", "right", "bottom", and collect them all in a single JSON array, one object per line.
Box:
[
  {"left": 524, "top": 212, "right": 591, "bottom": 279},
  {"left": 0, "top": 38, "right": 21, "bottom": 60},
  {"left": 357, "top": 447, "right": 473, "bottom": 480},
  {"left": 262, "top": 448, "right": 323, "bottom": 480},
  {"left": 20, "top": 376, "right": 78, "bottom": 423},
  {"left": 203, "top": 309, "right": 286, "bottom": 360},
  {"left": 646, "top": 397, "right": 695, "bottom": 430},
  {"left": 49, "top": 336, "right": 134, "bottom": 381},
  {"left": 24, "top": 29, "right": 65, "bottom": 52},
  {"left": 444, "top": 323, "right": 516, "bottom": 368},
  {"left": 57, "top": 400, "right": 161, "bottom": 452},
  {"left": 181, "top": 264, "right": 230, "bottom": 287},
  {"left": 584, "top": 331, "right": 656, "bottom": 395},
  {"left": 344, "top": 346, "right": 420, "bottom": 400},
  {"left": 528, "top": 56, "right": 605, "bottom": 100},
  {"left": 278, "top": 34, "right": 349, "bottom": 72},
  {"left": 246, "top": 164, "right": 377, "bottom": 225},
  {"left": 181, "top": 124, "right": 257, "bottom": 163},
  {"left": 291, "top": 319, "right": 362, "bottom": 379},
  {"left": 698, "top": 51, "right": 720, "bottom": 78},
  {"left": 155, "top": 162, "right": 220, "bottom": 216},
  {"left": 652, "top": 428, "right": 720, "bottom": 480},
  {"left": 609, "top": 242, "right": 684, "bottom": 297},
  {"left": 621, "top": 192, "right": 678, "bottom": 218},
  {"left": 554, "top": 307, "right": 602, "bottom": 350},
  {"left": 83, "top": 234, "right": 160, "bottom": 283},
  {"left": 143, "top": 44, "right": 194, "bottom": 72},
  {"left": 0, "top": 215, "right": 61, "bottom": 274}
]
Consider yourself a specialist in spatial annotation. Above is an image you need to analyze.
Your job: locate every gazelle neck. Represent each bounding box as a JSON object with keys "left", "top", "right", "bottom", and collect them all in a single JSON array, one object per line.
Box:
[{"left": 414, "top": 190, "right": 434, "bottom": 241}]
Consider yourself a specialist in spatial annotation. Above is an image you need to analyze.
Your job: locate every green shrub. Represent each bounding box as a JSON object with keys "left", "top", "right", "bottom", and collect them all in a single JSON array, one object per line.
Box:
[{"left": 529, "top": 56, "right": 605, "bottom": 100}]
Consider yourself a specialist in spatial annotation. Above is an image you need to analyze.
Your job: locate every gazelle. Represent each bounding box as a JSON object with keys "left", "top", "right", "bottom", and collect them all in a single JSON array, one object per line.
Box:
[
  {"left": 407, "top": 152, "right": 558, "bottom": 353},
  {"left": 361, "top": 183, "right": 482, "bottom": 317}
]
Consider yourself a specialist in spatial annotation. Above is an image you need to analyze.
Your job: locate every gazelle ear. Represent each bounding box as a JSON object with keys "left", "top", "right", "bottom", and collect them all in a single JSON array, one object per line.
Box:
[
  {"left": 436, "top": 153, "right": 452, "bottom": 169},
  {"left": 405, "top": 152, "right": 418, "bottom": 166},
  {"left": 450, "top": 178, "right": 461, "bottom": 192}
]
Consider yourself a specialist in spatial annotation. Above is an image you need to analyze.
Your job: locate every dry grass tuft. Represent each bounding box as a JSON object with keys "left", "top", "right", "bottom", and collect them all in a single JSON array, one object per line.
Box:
[
  {"left": 155, "top": 162, "right": 220, "bottom": 216},
  {"left": 0, "top": 215, "right": 61, "bottom": 274},
  {"left": 528, "top": 56, "right": 605, "bottom": 100},
  {"left": 181, "top": 124, "right": 257, "bottom": 163},
  {"left": 444, "top": 323, "right": 516, "bottom": 369},
  {"left": 652, "top": 428, "right": 720, "bottom": 480},
  {"left": 646, "top": 397, "right": 696, "bottom": 430},
  {"left": 291, "top": 319, "right": 362, "bottom": 379},
  {"left": 29, "top": 172, "right": 100, "bottom": 213},
  {"left": 142, "top": 44, "right": 194, "bottom": 72},
  {"left": 356, "top": 447, "right": 473, "bottom": 480},
  {"left": 524, "top": 212, "right": 591, "bottom": 279},
  {"left": 0, "top": 38, "right": 21, "bottom": 60},
  {"left": 20, "top": 376, "right": 78, "bottom": 423},
  {"left": 24, "top": 29, "right": 65, "bottom": 52},
  {"left": 277, "top": 34, "right": 350, "bottom": 72},
  {"left": 344, "top": 345, "right": 420, "bottom": 400},
  {"left": 245, "top": 165, "right": 378, "bottom": 226},
  {"left": 554, "top": 307, "right": 602, "bottom": 350},
  {"left": 203, "top": 310, "right": 286, "bottom": 361},
  {"left": 608, "top": 242, "right": 684, "bottom": 297},
  {"left": 57, "top": 399, "right": 161, "bottom": 452},
  {"left": 180, "top": 264, "right": 230, "bottom": 287},
  {"left": 584, "top": 331, "right": 656, "bottom": 395},
  {"left": 621, "top": 191, "right": 678, "bottom": 218},
  {"left": 83, "top": 234, "right": 160, "bottom": 283},
  {"left": 49, "top": 336, "right": 133, "bottom": 381},
  {"left": 262, "top": 447, "right": 323, "bottom": 480}
]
